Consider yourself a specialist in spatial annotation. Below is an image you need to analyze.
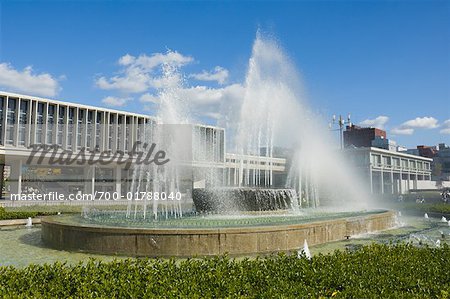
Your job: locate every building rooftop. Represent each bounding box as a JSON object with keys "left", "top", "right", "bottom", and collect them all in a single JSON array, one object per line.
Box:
[{"left": 346, "top": 146, "right": 433, "bottom": 161}]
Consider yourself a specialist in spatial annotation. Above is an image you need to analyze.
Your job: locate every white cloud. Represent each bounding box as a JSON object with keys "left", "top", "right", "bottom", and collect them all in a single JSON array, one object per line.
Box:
[
  {"left": 402, "top": 117, "right": 438, "bottom": 129},
  {"left": 95, "top": 51, "right": 193, "bottom": 93},
  {"left": 190, "top": 66, "right": 229, "bottom": 85},
  {"left": 391, "top": 116, "right": 439, "bottom": 135},
  {"left": 101, "top": 96, "right": 132, "bottom": 107},
  {"left": 440, "top": 119, "right": 450, "bottom": 135},
  {"left": 391, "top": 127, "right": 414, "bottom": 135},
  {"left": 179, "top": 86, "right": 228, "bottom": 105},
  {"left": 139, "top": 84, "right": 244, "bottom": 107},
  {"left": 0, "top": 63, "right": 60, "bottom": 97},
  {"left": 191, "top": 83, "right": 245, "bottom": 120},
  {"left": 203, "top": 112, "right": 222, "bottom": 120},
  {"left": 96, "top": 70, "right": 150, "bottom": 93},
  {"left": 97, "top": 51, "right": 242, "bottom": 121},
  {"left": 139, "top": 93, "right": 160, "bottom": 104},
  {"left": 139, "top": 83, "right": 245, "bottom": 119},
  {"left": 119, "top": 52, "right": 193, "bottom": 69},
  {"left": 359, "top": 116, "right": 389, "bottom": 129},
  {"left": 96, "top": 75, "right": 149, "bottom": 94}
]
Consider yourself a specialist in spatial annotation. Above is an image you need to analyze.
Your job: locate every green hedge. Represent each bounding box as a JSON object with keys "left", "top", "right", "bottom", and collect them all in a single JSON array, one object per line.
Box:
[
  {"left": 0, "top": 206, "right": 56, "bottom": 220},
  {"left": 0, "top": 243, "right": 449, "bottom": 298},
  {"left": 4, "top": 204, "right": 130, "bottom": 214},
  {"left": 397, "top": 202, "right": 450, "bottom": 215}
]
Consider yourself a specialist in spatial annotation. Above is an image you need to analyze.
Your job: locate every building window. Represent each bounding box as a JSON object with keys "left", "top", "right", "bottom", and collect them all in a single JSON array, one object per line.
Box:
[
  {"left": 57, "top": 106, "right": 65, "bottom": 146},
  {"left": 6, "top": 98, "right": 17, "bottom": 145},
  {"left": 95, "top": 168, "right": 114, "bottom": 182},
  {"left": 371, "top": 154, "right": 381, "bottom": 166},
  {"left": 46, "top": 104, "right": 55, "bottom": 144},
  {"left": 87, "top": 110, "right": 93, "bottom": 148},
  {"left": 67, "top": 107, "right": 75, "bottom": 148},
  {"left": 382, "top": 156, "right": 391, "bottom": 166},
  {"left": 36, "top": 102, "right": 45, "bottom": 144},
  {"left": 77, "top": 109, "right": 85, "bottom": 149},
  {"left": 95, "top": 112, "right": 102, "bottom": 151},
  {"left": 136, "top": 118, "right": 146, "bottom": 151},
  {"left": 108, "top": 114, "right": 115, "bottom": 151},
  {"left": 401, "top": 159, "right": 408, "bottom": 169},
  {"left": 117, "top": 115, "right": 123, "bottom": 151},
  {"left": 392, "top": 158, "right": 400, "bottom": 168},
  {"left": 18, "top": 100, "right": 29, "bottom": 146},
  {"left": 125, "top": 116, "right": 130, "bottom": 151},
  {"left": 136, "top": 118, "right": 142, "bottom": 148},
  {"left": 0, "top": 97, "right": 4, "bottom": 145}
]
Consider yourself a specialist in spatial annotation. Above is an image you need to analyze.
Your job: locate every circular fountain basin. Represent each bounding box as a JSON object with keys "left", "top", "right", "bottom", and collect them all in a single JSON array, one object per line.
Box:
[{"left": 41, "top": 210, "right": 396, "bottom": 257}]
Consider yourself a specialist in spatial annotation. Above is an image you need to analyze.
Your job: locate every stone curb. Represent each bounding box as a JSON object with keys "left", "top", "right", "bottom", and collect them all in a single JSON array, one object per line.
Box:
[{"left": 0, "top": 218, "right": 42, "bottom": 227}]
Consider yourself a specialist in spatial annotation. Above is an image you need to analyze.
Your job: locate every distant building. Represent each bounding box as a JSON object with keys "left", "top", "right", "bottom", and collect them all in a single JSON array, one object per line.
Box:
[
  {"left": 406, "top": 148, "right": 420, "bottom": 156},
  {"left": 403, "top": 144, "right": 449, "bottom": 182},
  {"left": 343, "top": 124, "right": 437, "bottom": 194},
  {"left": 417, "top": 145, "right": 438, "bottom": 158},
  {"left": 371, "top": 136, "right": 397, "bottom": 152},
  {"left": 343, "top": 125, "right": 386, "bottom": 148},
  {"left": 346, "top": 147, "right": 433, "bottom": 194},
  {"left": 405, "top": 145, "right": 437, "bottom": 158},
  {"left": 434, "top": 143, "right": 450, "bottom": 181}
]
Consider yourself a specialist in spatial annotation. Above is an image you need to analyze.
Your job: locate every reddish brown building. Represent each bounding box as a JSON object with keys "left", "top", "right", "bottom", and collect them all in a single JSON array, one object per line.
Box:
[
  {"left": 416, "top": 145, "right": 437, "bottom": 158},
  {"left": 343, "top": 125, "right": 386, "bottom": 148}
]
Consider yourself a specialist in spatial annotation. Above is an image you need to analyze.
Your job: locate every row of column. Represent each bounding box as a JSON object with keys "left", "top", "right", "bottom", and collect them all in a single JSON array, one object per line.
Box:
[
  {"left": 369, "top": 168, "right": 429, "bottom": 195},
  {"left": 0, "top": 95, "right": 150, "bottom": 153}
]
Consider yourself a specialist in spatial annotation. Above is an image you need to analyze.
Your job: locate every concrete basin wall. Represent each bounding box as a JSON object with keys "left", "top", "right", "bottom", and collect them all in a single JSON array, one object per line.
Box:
[{"left": 41, "top": 211, "right": 397, "bottom": 257}]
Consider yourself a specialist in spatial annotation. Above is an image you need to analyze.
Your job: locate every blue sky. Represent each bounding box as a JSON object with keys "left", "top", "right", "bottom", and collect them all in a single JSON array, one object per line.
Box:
[{"left": 0, "top": 0, "right": 448, "bottom": 148}]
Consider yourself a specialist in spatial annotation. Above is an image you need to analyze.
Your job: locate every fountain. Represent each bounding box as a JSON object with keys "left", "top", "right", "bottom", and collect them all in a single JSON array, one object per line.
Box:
[
  {"left": 298, "top": 239, "right": 311, "bottom": 259},
  {"left": 41, "top": 33, "right": 396, "bottom": 257},
  {"left": 25, "top": 217, "right": 33, "bottom": 228},
  {"left": 192, "top": 188, "right": 298, "bottom": 213}
]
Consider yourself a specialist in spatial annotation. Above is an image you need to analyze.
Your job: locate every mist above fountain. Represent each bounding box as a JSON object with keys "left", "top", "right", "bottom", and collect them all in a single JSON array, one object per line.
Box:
[
  {"left": 126, "top": 63, "right": 190, "bottom": 220},
  {"left": 123, "top": 31, "right": 372, "bottom": 220},
  {"left": 227, "top": 32, "right": 372, "bottom": 210}
]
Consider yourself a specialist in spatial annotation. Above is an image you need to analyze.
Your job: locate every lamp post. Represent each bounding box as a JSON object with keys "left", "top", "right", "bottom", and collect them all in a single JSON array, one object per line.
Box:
[{"left": 329, "top": 114, "right": 352, "bottom": 149}]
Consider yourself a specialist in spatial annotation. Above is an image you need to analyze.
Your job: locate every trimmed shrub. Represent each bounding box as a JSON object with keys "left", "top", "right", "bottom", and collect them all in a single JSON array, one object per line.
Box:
[{"left": 0, "top": 243, "right": 449, "bottom": 298}]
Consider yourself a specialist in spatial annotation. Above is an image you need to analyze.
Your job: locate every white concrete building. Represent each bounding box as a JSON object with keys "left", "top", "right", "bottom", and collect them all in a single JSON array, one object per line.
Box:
[
  {"left": 346, "top": 147, "right": 434, "bottom": 194},
  {"left": 0, "top": 91, "right": 286, "bottom": 199}
]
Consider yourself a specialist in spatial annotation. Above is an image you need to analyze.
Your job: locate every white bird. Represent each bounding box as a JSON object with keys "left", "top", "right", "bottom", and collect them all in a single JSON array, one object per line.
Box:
[
  {"left": 441, "top": 216, "right": 447, "bottom": 223},
  {"left": 424, "top": 213, "right": 429, "bottom": 219}
]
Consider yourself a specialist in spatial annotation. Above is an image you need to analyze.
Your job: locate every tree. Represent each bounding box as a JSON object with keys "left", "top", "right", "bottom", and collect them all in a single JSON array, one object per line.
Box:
[{"left": 432, "top": 162, "right": 442, "bottom": 178}]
